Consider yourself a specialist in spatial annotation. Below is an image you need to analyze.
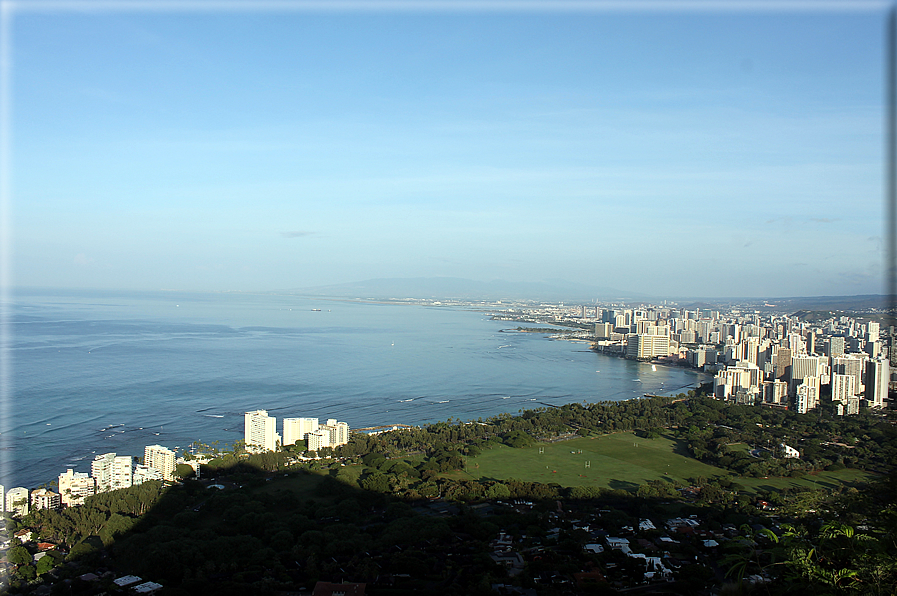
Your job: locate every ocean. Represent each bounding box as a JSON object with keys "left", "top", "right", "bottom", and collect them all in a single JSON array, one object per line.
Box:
[{"left": 4, "top": 288, "right": 708, "bottom": 488}]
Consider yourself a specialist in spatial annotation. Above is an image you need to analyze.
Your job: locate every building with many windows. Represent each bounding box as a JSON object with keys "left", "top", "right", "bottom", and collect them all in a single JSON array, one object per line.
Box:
[
  {"left": 864, "top": 357, "right": 889, "bottom": 408},
  {"left": 58, "top": 469, "right": 96, "bottom": 506},
  {"left": 795, "top": 377, "right": 820, "bottom": 414},
  {"left": 831, "top": 373, "right": 858, "bottom": 406},
  {"left": 30, "top": 488, "right": 61, "bottom": 511},
  {"left": 625, "top": 334, "right": 670, "bottom": 360},
  {"left": 144, "top": 445, "right": 177, "bottom": 481},
  {"left": 91, "top": 453, "right": 133, "bottom": 493},
  {"left": 303, "top": 418, "right": 351, "bottom": 452},
  {"left": 322, "top": 419, "right": 350, "bottom": 446},
  {"left": 133, "top": 464, "right": 163, "bottom": 485},
  {"left": 283, "top": 417, "right": 319, "bottom": 448},
  {"left": 5, "top": 487, "right": 29, "bottom": 516},
  {"left": 245, "top": 409, "right": 281, "bottom": 453}
]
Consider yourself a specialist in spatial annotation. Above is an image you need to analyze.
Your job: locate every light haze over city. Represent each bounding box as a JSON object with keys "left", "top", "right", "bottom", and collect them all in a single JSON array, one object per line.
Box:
[{"left": 7, "top": 1, "right": 889, "bottom": 298}]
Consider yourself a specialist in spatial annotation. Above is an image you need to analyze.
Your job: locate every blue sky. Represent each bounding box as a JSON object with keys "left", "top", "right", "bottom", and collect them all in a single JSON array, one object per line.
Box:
[{"left": 7, "top": 3, "right": 888, "bottom": 297}]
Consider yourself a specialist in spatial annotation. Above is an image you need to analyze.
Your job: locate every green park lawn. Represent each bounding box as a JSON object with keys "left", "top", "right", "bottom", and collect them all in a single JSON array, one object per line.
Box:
[
  {"left": 461, "top": 432, "right": 878, "bottom": 495},
  {"left": 734, "top": 468, "right": 876, "bottom": 493},
  {"left": 462, "top": 432, "right": 725, "bottom": 491}
]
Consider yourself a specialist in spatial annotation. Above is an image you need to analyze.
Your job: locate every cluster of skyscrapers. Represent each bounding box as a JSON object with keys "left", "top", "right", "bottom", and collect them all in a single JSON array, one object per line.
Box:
[
  {"left": 244, "top": 410, "right": 350, "bottom": 453},
  {"left": 2, "top": 444, "right": 177, "bottom": 516},
  {"left": 587, "top": 306, "right": 890, "bottom": 414}
]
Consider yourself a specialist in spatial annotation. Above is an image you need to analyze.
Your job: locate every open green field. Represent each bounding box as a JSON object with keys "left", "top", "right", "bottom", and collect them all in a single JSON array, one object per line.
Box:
[
  {"left": 735, "top": 468, "right": 876, "bottom": 493},
  {"left": 462, "top": 432, "right": 725, "bottom": 491},
  {"left": 461, "top": 432, "right": 877, "bottom": 494}
]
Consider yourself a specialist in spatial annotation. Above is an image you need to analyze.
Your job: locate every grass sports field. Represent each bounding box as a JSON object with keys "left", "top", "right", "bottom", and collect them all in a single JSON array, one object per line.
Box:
[{"left": 461, "top": 432, "right": 876, "bottom": 494}]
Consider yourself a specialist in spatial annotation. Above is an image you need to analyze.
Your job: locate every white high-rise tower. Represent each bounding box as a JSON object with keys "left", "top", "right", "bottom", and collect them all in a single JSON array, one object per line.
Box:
[{"left": 245, "top": 410, "right": 280, "bottom": 452}]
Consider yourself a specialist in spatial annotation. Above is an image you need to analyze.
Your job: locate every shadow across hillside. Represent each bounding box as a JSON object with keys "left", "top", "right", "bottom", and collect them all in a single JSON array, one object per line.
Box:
[{"left": 4, "top": 454, "right": 756, "bottom": 596}]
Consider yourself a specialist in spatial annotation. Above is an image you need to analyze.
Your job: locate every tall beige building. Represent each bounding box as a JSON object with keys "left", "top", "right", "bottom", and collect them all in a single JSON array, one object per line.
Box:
[{"left": 144, "top": 445, "right": 177, "bottom": 481}]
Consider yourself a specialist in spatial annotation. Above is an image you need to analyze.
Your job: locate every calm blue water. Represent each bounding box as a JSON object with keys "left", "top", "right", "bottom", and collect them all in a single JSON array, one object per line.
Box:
[{"left": 4, "top": 289, "right": 707, "bottom": 488}]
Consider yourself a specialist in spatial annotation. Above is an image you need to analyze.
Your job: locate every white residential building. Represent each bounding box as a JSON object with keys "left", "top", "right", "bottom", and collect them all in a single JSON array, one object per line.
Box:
[
  {"left": 795, "top": 377, "right": 820, "bottom": 414},
  {"left": 6, "top": 487, "right": 29, "bottom": 516},
  {"left": 133, "top": 464, "right": 164, "bottom": 485},
  {"left": 781, "top": 444, "right": 800, "bottom": 459},
  {"left": 283, "top": 417, "right": 319, "bottom": 447},
  {"left": 714, "top": 363, "right": 761, "bottom": 400},
  {"left": 321, "top": 419, "right": 350, "bottom": 447},
  {"left": 144, "top": 445, "right": 177, "bottom": 481},
  {"left": 30, "top": 488, "right": 61, "bottom": 510},
  {"left": 58, "top": 469, "right": 96, "bottom": 506},
  {"left": 245, "top": 410, "right": 280, "bottom": 452},
  {"left": 92, "top": 453, "right": 133, "bottom": 493},
  {"left": 831, "top": 373, "right": 858, "bottom": 405},
  {"left": 306, "top": 429, "right": 329, "bottom": 452},
  {"left": 832, "top": 354, "right": 866, "bottom": 395}
]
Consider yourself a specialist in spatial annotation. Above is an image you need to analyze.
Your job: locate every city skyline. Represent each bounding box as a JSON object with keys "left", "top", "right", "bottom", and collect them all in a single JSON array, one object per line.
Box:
[{"left": 4, "top": 1, "right": 890, "bottom": 298}]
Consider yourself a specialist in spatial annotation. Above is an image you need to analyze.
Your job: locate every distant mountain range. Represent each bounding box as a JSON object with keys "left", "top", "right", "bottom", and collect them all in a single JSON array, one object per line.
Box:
[
  {"left": 288, "top": 277, "right": 645, "bottom": 302},
  {"left": 287, "top": 278, "right": 889, "bottom": 313}
]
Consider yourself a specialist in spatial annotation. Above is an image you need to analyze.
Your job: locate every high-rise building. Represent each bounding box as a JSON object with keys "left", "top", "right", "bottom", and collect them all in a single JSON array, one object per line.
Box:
[
  {"left": 794, "top": 377, "right": 820, "bottom": 413},
  {"left": 824, "top": 337, "right": 846, "bottom": 358},
  {"left": 831, "top": 373, "right": 857, "bottom": 405},
  {"left": 790, "top": 355, "right": 825, "bottom": 396},
  {"left": 283, "top": 417, "right": 319, "bottom": 447},
  {"left": 714, "top": 364, "right": 760, "bottom": 400},
  {"left": 302, "top": 419, "right": 350, "bottom": 452},
  {"left": 322, "top": 419, "right": 350, "bottom": 446},
  {"left": 761, "top": 379, "right": 789, "bottom": 407},
  {"left": 144, "top": 445, "right": 177, "bottom": 481},
  {"left": 626, "top": 334, "right": 670, "bottom": 360},
  {"left": 864, "top": 357, "right": 889, "bottom": 409},
  {"left": 58, "top": 469, "right": 96, "bottom": 506},
  {"left": 245, "top": 410, "right": 281, "bottom": 452},
  {"left": 867, "top": 321, "right": 880, "bottom": 340},
  {"left": 306, "top": 429, "right": 329, "bottom": 452},
  {"left": 832, "top": 354, "right": 866, "bottom": 394},
  {"left": 91, "top": 453, "right": 133, "bottom": 493},
  {"left": 774, "top": 347, "right": 792, "bottom": 383}
]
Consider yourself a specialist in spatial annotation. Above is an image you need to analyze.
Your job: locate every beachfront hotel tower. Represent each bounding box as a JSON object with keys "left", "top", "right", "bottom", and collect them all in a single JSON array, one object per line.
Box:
[
  {"left": 282, "top": 417, "right": 319, "bottom": 447},
  {"left": 91, "top": 453, "right": 133, "bottom": 493},
  {"left": 144, "top": 444, "right": 177, "bottom": 481},
  {"left": 245, "top": 409, "right": 281, "bottom": 453}
]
